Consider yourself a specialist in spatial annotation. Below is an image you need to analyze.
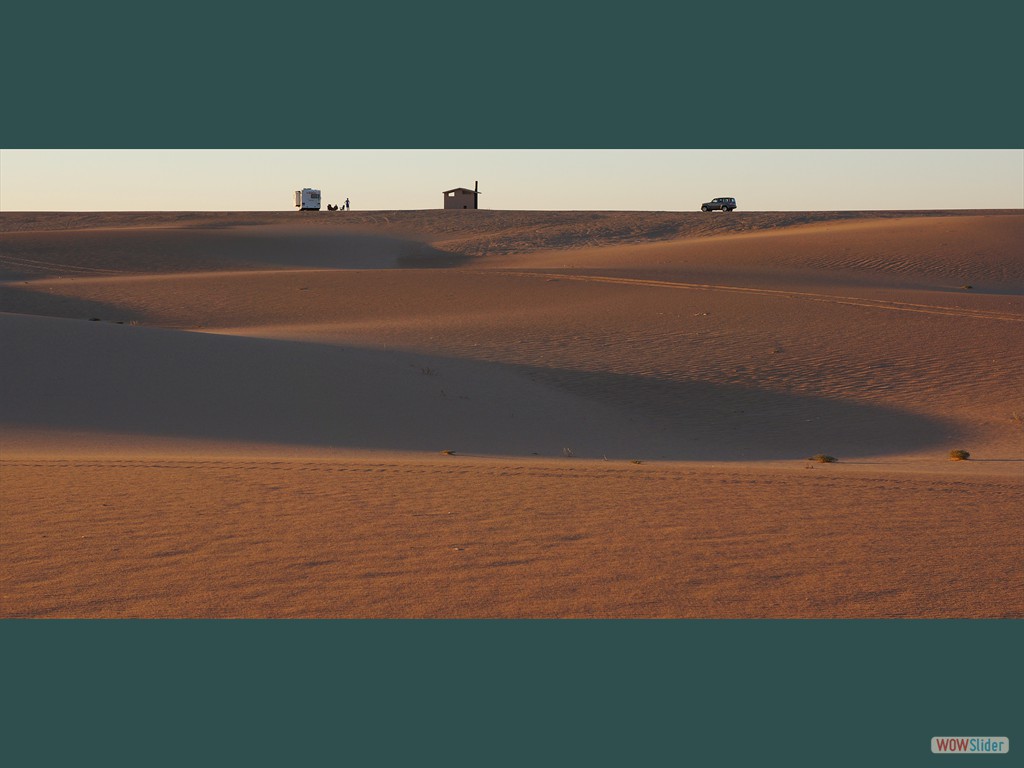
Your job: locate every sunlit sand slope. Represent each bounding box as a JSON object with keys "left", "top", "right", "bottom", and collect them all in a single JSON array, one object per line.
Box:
[{"left": 2, "top": 210, "right": 1021, "bottom": 617}]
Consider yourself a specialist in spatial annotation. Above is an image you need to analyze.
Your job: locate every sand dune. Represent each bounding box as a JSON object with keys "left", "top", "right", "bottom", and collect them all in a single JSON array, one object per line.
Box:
[
  {"left": 2, "top": 210, "right": 1021, "bottom": 617},
  {"left": 3, "top": 457, "right": 1019, "bottom": 618},
  {"left": 0, "top": 224, "right": 460, "bottom": 281},
  {"left": 0, "top": 311, "right": 688, "bottom": 459}
]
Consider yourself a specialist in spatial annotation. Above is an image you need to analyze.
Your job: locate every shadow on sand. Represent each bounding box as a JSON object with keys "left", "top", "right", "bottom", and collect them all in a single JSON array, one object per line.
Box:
[
  {"left": 0, "top": 226, "right": 468, "bottom": 280},
  {"left": 2, "top": 314, "right": 959, "bottom": 461}
]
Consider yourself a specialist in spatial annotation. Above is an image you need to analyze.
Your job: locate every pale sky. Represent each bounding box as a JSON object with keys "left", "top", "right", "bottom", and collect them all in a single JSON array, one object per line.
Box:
[{"left": 1, "top": 150, "right": 1021, "bottom": 212}]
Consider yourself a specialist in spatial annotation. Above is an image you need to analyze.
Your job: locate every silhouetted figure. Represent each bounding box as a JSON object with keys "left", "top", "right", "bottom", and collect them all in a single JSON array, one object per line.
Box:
[{"left": 345, "top": 198, "right": 350, "bottom": 210}]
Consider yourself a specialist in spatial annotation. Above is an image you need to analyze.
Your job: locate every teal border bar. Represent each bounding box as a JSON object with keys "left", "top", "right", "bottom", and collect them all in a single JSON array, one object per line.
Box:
[
  {"left": 3, "top": 620, "right": 1020, "bottom": 767},
  {"left": 2, "top": 2, "right": 1022, "bottom": 148}
]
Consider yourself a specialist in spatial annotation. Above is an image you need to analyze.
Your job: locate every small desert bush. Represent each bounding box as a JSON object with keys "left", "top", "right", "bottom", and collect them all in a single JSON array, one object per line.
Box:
[
  {"left": 808, "top": 454, "right": 837, "bottom": 463},
  {"left": 948, "top": 449, "right": 970, "bottom": 461}
]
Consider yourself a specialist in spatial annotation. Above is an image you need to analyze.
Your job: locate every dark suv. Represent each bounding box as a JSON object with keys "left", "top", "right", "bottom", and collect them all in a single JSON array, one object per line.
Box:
[{"left": 701, "top": 197, "right": 737, "bottom": 212}]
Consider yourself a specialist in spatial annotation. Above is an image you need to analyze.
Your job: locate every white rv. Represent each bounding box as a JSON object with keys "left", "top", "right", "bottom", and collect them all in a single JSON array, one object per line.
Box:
[{"left": 295, "top": 188, "right": 322, "bottom": 211}]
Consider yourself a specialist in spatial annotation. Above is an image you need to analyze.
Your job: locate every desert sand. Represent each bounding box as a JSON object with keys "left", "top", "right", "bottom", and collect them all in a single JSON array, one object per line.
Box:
[{"left": 2, "top": 209, "right": 1021, "bottom": 617}]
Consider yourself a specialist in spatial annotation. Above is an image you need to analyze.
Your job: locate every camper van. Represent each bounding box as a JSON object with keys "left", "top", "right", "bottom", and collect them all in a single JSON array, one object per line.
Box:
[{"left": 295, "top": 188, "right": 322, "bottom": 211}]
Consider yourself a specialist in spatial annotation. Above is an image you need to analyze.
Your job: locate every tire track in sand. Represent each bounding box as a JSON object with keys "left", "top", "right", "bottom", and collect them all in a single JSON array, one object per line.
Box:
[{"left": 500, "top": 271, "right": 1023, "bottom": 323}]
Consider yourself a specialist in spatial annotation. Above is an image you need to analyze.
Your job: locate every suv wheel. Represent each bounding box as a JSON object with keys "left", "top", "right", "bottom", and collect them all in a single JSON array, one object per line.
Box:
[{"left": 701, "top": 205, "right": 709, "bottom": 212}]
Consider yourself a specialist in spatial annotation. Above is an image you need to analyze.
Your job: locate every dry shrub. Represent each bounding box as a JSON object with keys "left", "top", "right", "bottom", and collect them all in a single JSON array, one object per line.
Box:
[{"left": 808, "top": 454, "right": 837, "bottom": 463}]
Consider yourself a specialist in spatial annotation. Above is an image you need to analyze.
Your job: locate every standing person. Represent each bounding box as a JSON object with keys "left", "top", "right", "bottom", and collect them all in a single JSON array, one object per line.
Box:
[{"left": 345, "top": 198, "right": 350, "bottom": 210}]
